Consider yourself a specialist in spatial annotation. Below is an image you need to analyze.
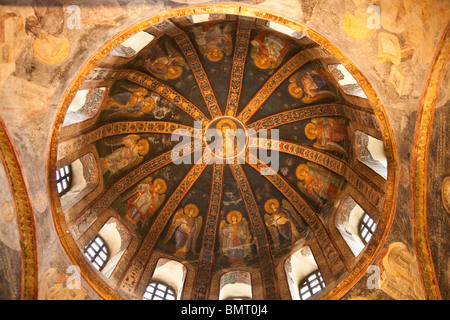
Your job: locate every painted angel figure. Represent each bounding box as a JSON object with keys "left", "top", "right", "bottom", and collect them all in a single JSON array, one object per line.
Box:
[
  {"left": 250, "top": 31, "right": 290, "bottom": 70},
  {"left": 164, "top": 204, "right": 202, "bottom": 258},
  {"left": 101, "top": 134, "right": 150, "bottom": 175},
  {"left": 305, "top": 117, "right": 349, "bottom": 155},
  {"left": 192, "top": 22, "right": 233, "bottom": 62},
  {"left": 219, "top": 211, "right": 251, "bottom": 265},
  {"left": 125, "top": 177, "right": 167, "bottom": 224},
  {"left": 263, "top": 198, "right": 305, "bottom": 249},
  {"left": 296, "top": 162, "right": 341, "bottom": 206}
]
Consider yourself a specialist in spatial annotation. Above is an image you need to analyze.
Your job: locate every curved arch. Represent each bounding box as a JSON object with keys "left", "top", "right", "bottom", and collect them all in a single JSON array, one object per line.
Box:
[
  {"left": 47, "top": 3, "right": 398, "bottom": 300},
  {"left": 0, "top": 117, "right": 38, "bottom": 299}
]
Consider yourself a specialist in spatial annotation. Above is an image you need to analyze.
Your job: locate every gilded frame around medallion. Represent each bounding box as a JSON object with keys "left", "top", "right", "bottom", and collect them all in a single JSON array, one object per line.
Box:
[{"left": 47, "top": 3, "right": 398, "bottom": 300}]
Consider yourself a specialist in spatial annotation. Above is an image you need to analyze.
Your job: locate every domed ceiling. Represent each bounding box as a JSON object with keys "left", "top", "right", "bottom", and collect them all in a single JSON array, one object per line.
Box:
[{"left": 54, "top": 12, "right": 391, "bottom": 300}]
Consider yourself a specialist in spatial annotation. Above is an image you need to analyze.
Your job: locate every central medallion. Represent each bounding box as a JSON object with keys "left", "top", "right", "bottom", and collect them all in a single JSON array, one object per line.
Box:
[{"left": 204, "top": 116, "right": 248, "bottom": 160}]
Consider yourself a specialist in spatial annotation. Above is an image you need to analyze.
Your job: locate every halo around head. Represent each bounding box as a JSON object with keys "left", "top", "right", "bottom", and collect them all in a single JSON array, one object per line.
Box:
[
  {"left": 137, "top": 139, "right": 150, "bottom": 155},
  {"left": 227, "top": 210, "right": 242, "bottom": 223},
  {"left": 206, "top": 46, "right": 224, "bottom": 62},
  {"left": 305, "top": 123, "right": 318, "bottom": 140},
  {"left": 153, "top": 178, "right": 167, "bottom": 193},
  {"left": 216, "top": 118, "right": 237, "bottom": 132},
  {"left": 167, "top": 66, "right": 182, "bottom": 79},
  {"left": 288, "top": 83, "right": 303, "bottom": 98},
  {"left": 184, "top": 204, "right": 199, "bottom": 216},
  {"left": 254, "top": 56, "right": 271, "bottom": 69},
  {"left": 141, "top": 97, "right": 155, "bottom": 113},
  {"left": 295, "top": 164, "right": 309, "bottom": 180},
  {"left": 264, "top": 198, "right": 280, "bottom": 213}
]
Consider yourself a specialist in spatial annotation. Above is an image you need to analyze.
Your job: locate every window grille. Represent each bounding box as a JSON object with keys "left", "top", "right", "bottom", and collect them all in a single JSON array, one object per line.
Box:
[
  {"left": 298, "top": 270, "right": 326, "bottom": 300},
  {"left": 143, "top": 281, "right": 176, "bottom": 300}
]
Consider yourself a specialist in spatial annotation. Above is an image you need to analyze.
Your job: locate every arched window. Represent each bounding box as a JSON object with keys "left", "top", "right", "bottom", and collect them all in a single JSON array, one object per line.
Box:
[
  {"left": 334, "top": 196, "right": 366, "bottom": 256},
  {"left": 56, "top": 165, "right": 72, "bottom": 196},
  {"left": 62, "top": 87, "right": 106, "bottom": 126},
  {"left": 144, "top": 258, "right": 187, "bottom": 300},
  {"left": 219, "top": 271, "right": 252, "bottom": 300},
  {"left": 109, "top": 31, "right": 155, "bottom": 58},
  {"left": 58, "top": 153, "right": 100, "bottom": 211},
  {"left": 83, "top": 235, "right": 109, "bottom": 271},
  {"left": 266, "top": 20, "right": 305, "bottom": 39},
  {"left": 359, "top": 213, "right": 376, "bottom": 244},
  {"left": 284, "top": 246, "right": 322, "bottom": 300},
  {"left": 328, "top": 64, "right": 367, "bottom": 98},
  {"left": 143, "top": 281, "right": 176, "bottom": 300},
  {"left": 298, "top": 270, "right": 326, "bottom": 300},
  {"left": 355, "top": 130, "right": 388, "bottom": 179}
]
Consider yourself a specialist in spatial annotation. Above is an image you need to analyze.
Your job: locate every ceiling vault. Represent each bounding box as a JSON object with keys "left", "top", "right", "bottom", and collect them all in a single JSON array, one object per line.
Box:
[
  {"left": 229, "top": 163, "right": 280, "bottom": 300},
  {"left": 237, "top": 46, "right": 333, "bottom": 124},
  {"left": 45, "top": 6, "right": 401, "bottom": 301},
  {"left": 119, "top": 160, "right": 208, "bottom": 296},
  {"left": 69, "top": 141, "right": 202, "bottom": 240},
  {"left": 191, "top": 162, "right": 225, "bottom": 300},
  {"left": 154, "top": 19, "right": 223, "bottom": 119},
  {"left": 245, "top": 151, "right": 347, "bottom": 278},
  {"left": 246, "top": 103, "right": 380, "bottom": 131},
  {"left": 86, "top": 68, "right": 209, "bottom": 123},
  {"left": 225, "top": 16, "right": 255, "bottom": 117}
]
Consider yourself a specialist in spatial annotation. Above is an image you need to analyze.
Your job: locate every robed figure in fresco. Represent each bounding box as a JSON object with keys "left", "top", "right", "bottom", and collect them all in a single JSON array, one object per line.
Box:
[
  {"left": 296, "top": 162, "right": 341, "bottom": 206},
  {"left": 288, "top": 68, "right": 334, "bottom": 103},
  {"left": 263, "top": 198, "right": 305, "bottom": 249},
  {"left": 125, "top": 177, "right": 167, "bottom": 224},
  {"left": 105, "top": 85, "right": 156, "bottom": 115},
  {"left": 101, "top": 134, "right": 150, "bottom": 175},
  {"left": 305, "top": 117, "right": 349, "bottom": 155},
  {"left": 192, "top": 22, "right": 233, "bottom": 62},
  {"left": 143, "top": 40, "right": 185, "bottom": 81},
  {"left": 250, "top": 30, "right": 290, "bottom": 70},
  {"left": 164, "top": 204, "right": 202, "bottom": 258},
  {"left": 219, "top": 211, "right": 251, "bottom": 265}
]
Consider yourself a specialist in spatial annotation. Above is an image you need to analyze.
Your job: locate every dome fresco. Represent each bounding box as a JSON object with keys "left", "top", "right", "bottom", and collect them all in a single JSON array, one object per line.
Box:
[{"left": 53, "top": 11, "right": 392, "bottom": 300}]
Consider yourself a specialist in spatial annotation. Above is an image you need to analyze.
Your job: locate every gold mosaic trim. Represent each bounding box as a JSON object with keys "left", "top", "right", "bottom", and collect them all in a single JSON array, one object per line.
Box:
[{"left": 48, "top": 3, "right": 398, "bottom": 300}]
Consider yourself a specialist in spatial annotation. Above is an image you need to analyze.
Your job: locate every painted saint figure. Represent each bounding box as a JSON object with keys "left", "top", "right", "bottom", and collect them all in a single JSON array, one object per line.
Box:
[
  {"left": 125, "top": 177, "right": 167, "bottom": 224},
  {"left": 164, "top": 204, "right": 202, "bottom": 258},
  {"left": 250, "top": 31, "right": 290, "bottom": 69},
  {"left": 143, "top": 41, "right": 185, "bottom": 81},
  {"left": 106, "top": 86, "right": 155, "bottom": 114},
  {"left": 219, "top": 211, "right": 251, "bottom": 265},
  {"left": 296, "top": 162, "right": 341, "bottom": 205},
  {"left": 101, "top": 134, "right": 150, "bottom": 175},
  {"left": 263, "top": 198, "right": 304, "bottom": 248},
  {"left": 305, "top": 117, "right": 349, "bottom": 155},
  {"left": 192, "top": 22, "right": 233, "bottom": 62},
  {"left": 216, "top": 118, "right": 238, "bottom": 159},
  {"left": 288, "top": 68, "right": 334, "bottom": 103}
]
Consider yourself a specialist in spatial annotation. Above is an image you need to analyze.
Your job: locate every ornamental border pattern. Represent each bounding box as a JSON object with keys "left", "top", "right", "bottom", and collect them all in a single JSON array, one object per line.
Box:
[
  {"left": 47, "top": 3, "right": 398, "bottom": 300},
  {"left": 410, "top": 24, "right": 449, "bottom": 300},
  {"left": 0, "top": 118, "right": 37, "bottom": 300}
]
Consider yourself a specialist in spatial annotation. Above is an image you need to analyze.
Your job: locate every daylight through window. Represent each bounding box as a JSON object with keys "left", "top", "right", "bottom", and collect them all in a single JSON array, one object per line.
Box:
[
  {"left": 84, "top": 235, "right": 109, "bottom": 271},
  {"left": 298, "top": 270, "right": 326, "bottom": 300},
  {"left": 143, "top": 281, "right": 176, "bottom": 300}
]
